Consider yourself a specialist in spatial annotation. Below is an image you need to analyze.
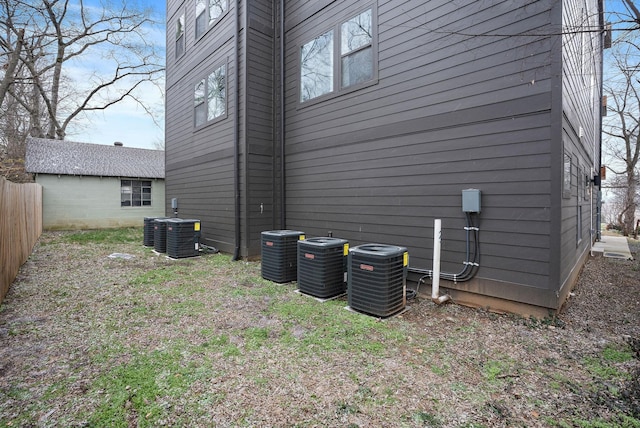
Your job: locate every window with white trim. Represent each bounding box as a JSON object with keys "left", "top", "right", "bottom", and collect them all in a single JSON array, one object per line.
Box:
[
  {"left": 121, "top": 180, "right": 152, "bottom": 207},
  {"left": 196, "top": 0, "right": 228, "bottom": 39},
  {"left": 300, "top": 6, "right": 376, "bottom": 103},
  {"left": 195, "top": 63, "right": 226, "bottom": 127}
]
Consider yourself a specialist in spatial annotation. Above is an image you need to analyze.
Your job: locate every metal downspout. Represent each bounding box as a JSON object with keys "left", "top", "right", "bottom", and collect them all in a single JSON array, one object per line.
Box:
[
  {"left": 279, "top": 0, "right": 286, "bottom": 229},
  {"left": 232, "top": 0, "right": 241, "bottom": 260}
]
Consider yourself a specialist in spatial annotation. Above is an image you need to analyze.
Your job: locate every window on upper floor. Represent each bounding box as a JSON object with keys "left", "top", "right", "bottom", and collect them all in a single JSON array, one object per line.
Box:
[
  {"left": 341, "top": 9, "right": 373, "bottom": 88},
  {"left": 121, "top": 180, "right": 152, "bottom": 207},
  {"left": 563, "top": 151, "right": 572, "bottom": 199},
  {"left": 175, "top": 12, "right": 185, "bottom": 59},
  {"left": 195, "top": 0, "right": 228, "bottom": 39},
  {"left": 195, "top": 63, "right": 226, "bottom": 127},
  {"left": 300, "top": 31, "right": 334, "bottom": 102},
  {"left": 300, "top": 5, "right": 376, "bottom": 103}
]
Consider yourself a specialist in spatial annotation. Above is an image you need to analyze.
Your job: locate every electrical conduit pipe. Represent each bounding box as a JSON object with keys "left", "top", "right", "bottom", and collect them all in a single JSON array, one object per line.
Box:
[{"left": 432, "top": 219, "right": 450, "bottom": 304}]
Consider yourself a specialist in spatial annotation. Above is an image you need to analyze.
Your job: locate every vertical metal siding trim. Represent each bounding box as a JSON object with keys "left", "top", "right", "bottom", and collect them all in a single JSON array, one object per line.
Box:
[
  {"left": 279, "top": 0, "right": 286, "bottom": 229},
  {"left": 549, "top": 0, "right": 564, "bottom": 294},
  {"left": 596, "top": 0, "right": 604, "bottom": 240},
  {"left": 232, "top": 0, "right": 241, "bottom": 260}
]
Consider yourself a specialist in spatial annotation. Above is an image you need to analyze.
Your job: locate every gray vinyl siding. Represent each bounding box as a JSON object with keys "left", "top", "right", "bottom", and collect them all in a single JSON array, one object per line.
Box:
[
  {"left": 558, "top": 0, "right": 602, "bottom": 297},
  {"left": 166, "top": 0, "right": 278, "bottom": 257},
  {"left": 245, "top": 0, "right": 276, "bottom": 256},
  {"left": 283, "top": 0, "right": 558, "bottom": 306},
  {"left": 164, "top": 0, "right": 603, "bottom": 311},
  {"left": 165, "top": 0, "right": 241, "bottom": 253}
]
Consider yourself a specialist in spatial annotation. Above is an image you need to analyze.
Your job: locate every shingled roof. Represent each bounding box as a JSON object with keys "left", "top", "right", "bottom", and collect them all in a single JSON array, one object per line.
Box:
[{"left": 25, "top": 138, "right": 164, "bottom": 179}]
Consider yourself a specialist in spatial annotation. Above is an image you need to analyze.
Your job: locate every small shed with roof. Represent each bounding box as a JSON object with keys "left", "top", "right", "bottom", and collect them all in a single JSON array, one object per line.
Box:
[{"left": 25, "top": 138, "right": 165, "bottom": 230}]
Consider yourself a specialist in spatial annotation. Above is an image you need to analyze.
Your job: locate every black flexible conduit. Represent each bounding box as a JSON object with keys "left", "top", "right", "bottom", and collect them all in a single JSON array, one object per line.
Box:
[{"left": 407, "top": 213, "right": 480, "bottom": 283}]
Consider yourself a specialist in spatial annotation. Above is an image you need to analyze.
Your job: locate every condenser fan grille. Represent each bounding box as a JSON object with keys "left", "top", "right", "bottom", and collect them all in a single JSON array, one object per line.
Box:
[
  {"left": 297, "top": 237, "right": 348, "bottom": 298},
  {"left": 166, "top": 219, "right": 201, "bottom": 259},
  {"left": 144, "top": 217, "right": 167, "bottom": 247},
  {"left": 348, "top": 244, "right": 407, "bottom": 317},
  {"left": 153, "top": 219, "right": 170, "bottom": 253},
  {"left": 261, "top": 230, "right": 305, "bottom": 283}
]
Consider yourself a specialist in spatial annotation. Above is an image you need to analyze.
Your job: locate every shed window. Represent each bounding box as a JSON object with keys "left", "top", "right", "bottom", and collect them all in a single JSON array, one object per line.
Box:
[
  {"left": 196, "top": 0, "right": 228, "bottom": 39},
  {"left": 300, "top": 6, "right": 376, "bottom": 103},
  {"left": 194, "top": 63, "right": 226, "bottom": 127},
  {"left": 175, "top": 12, "right": 185, "bottom": 59},
  {"left": 121, "top": 180, "right": 152, "bottom": 207}
]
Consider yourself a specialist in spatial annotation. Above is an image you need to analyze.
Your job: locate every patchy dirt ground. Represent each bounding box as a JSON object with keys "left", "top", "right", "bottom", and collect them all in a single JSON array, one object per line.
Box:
[{"left": 0, "top": 229, "right": 639, "bottom": 427}]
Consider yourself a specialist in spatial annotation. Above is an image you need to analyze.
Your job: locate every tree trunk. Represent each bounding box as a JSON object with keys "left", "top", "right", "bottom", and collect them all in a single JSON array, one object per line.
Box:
[
  {"left": 0, "top": 29, "right": 24, "bottom": 108},
  {"left": 623, "top": 170, "right": 637, "bottom": 236}
]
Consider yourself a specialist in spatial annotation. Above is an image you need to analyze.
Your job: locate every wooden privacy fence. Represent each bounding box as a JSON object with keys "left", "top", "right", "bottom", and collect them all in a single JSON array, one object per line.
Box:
[{"left": 0, "top": 177, "right": 42, "bottom": 305}]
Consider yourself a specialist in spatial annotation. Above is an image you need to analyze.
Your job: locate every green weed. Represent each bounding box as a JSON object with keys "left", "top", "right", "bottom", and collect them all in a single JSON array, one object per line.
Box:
[
  {"left": 410, "top": 411, "right": 443, "bottom": 427},
  {"left": 243, "top": 327, "right": 271, "bottom": 350},
  {"left": 199, "top": 334, "right": 241, "bottom": 357},
  {"left": 272, "top": 298, "right": 405, "bottom": 355},
  {"left": 561, "top": 414, "right": 640, "bottom": 427},
  {"left": 130, "top": 267, "right": 181, "bottom": 286},
  {"left": 582, "top": 356, "right": 628, "bottom": 379},
  {"left": 86, "top": 349, "right": 199, "bottom": 427},
  {"left": 602, "top": 343, "right": 634, "bottom": 363}
]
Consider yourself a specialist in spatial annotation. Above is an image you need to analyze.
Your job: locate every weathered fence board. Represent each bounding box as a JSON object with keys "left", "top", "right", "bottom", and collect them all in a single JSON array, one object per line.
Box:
[{"left": 0, "top": 177, "right": 42, "bottom": 305}]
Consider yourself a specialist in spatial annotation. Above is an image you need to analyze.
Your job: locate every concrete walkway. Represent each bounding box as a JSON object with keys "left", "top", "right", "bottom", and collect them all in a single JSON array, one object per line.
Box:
[{"left": 591, "top": 235, "right": 634, "bottom": 260}]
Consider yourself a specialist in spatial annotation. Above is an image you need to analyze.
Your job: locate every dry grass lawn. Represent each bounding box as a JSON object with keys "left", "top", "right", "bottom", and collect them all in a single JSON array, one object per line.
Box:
[{"left": 0, "top": 228, "right": 639, "bottom": 427}]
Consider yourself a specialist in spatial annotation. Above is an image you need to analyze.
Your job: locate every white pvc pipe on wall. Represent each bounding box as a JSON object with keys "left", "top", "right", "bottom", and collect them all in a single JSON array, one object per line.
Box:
[{"left": 432, "top": 219, "right": 450, "bottom": 304}]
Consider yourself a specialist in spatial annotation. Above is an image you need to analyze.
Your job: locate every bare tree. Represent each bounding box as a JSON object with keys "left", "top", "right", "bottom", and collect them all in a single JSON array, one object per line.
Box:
[
  {"left": 0, "top": 0, "right": 164, "bottom": 163},
  {"left": 602, "top": 35, "right": 640, "bottom": 236}
]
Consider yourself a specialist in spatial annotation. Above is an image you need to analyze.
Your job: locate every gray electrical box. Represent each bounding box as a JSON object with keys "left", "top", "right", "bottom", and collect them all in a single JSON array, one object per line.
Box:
[{"left": 462, "top": 189, "right": 481, "bottom": 213}]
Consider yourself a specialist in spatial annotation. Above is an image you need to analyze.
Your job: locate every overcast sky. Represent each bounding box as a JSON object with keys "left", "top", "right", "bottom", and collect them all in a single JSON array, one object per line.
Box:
[{"left": 66, "top": 0, "right": 166, "bottom": 150}]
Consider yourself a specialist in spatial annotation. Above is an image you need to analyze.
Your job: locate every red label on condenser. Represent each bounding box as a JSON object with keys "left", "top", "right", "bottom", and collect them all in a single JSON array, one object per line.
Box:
[
  {"left": 266, "top": 241, "right": 273, "bottom": 247},
  {"left": 305, "top": 253, "right": 315, "bottom": 260},
  {"left": 168, "top": 226, "right": 173, "bottom": 231},
  {"left": 360, "top": 264, "right": 374, "bottom": 271}
]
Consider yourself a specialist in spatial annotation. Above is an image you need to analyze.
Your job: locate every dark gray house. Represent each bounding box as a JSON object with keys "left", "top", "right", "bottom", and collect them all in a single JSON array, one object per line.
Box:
[{"left": 165, "top": 0, "right": 605, "bottom": 316}]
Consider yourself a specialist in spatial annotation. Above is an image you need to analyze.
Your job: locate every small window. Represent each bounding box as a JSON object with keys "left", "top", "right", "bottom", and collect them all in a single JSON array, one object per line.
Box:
[
  {"left": 341, "top": 9, "right": 373, "bottom": 88},
  {"left": 300, "top": 31, "right": 334, "bottom": 102},
  {"left": 175, "top": 12, "right": 185, "bottom": 59},
  {"left": 195, "top": 0, "right": 206, "bottom": 38},
  {"left": 196, "top": 0, "right": 228, "bottom": 39},
  {"left": 579, "top": 167, "right": 589, "bottom": 201},
  {"left": 194, "top": 78, "right": 206, "bottom": 126},
  {"left": 121, "top": 180, "right": 152, "bottom": 207},
  {"left": 208, "top": 0, "right": 226, "bottom": 23},
  {"left": 195, "top": 64, "right": 226, "bottom": 127},
  {"left": 563, "top": 151, "right": 572, "bottom": 199},
  {"left": 577, "top": 205, "right": 583, "bottom": 245},
  {"left": 299, "top": 6, "right": 376, "bottom": 104},
  {"left": 207, "top": 66, "right": 226, "bottom": 120}
]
